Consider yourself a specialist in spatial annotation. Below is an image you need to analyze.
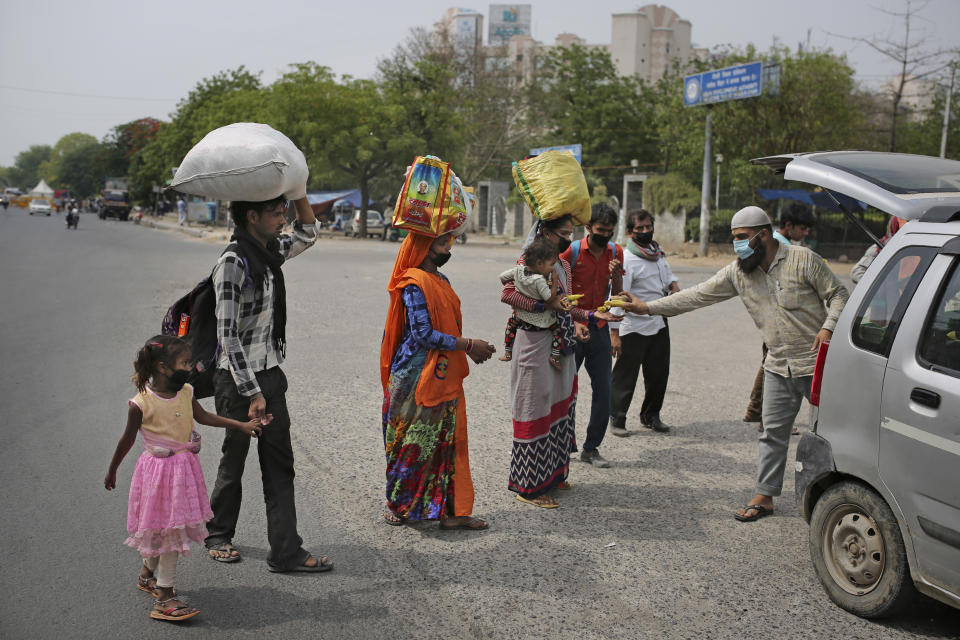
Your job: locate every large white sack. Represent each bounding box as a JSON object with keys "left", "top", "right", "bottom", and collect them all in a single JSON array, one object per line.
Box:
[{"left": 170, "top": 123, "right": 308, "bottom": 201}]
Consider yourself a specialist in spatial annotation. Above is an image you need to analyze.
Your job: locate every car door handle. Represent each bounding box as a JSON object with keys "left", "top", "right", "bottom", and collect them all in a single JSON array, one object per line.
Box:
[{"left": 910, "top": 387, "right": 941, "bottom": 409}]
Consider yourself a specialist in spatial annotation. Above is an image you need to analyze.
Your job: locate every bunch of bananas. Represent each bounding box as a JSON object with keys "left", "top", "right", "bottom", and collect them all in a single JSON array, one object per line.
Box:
[
  {"left": 563, "top": 294, "right": 585, "bottom": 306},
  {"left": 597, "top": 295, "right": 628, "bottom": 313}
]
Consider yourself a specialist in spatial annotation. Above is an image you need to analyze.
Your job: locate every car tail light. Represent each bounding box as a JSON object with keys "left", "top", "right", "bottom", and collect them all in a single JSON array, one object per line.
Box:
[{"left": 809, "top": 340, "right": 830, "bottom": 407}]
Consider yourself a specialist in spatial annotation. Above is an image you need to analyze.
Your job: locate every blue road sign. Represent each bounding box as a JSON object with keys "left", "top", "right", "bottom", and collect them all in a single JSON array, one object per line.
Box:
[
  {"left": 529, "top": 144, "right": 582, "bottom": 164},
  {"left": 684, "top": 61, "right": 763, "bottom": 107}
]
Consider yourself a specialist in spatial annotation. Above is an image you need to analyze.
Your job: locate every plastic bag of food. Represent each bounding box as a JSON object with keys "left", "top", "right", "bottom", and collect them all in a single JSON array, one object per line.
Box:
[
  {"left": 512, "top": 150, "right": 590, "bottom": 225},
  {"left": 392, "top": 156, "right": 468, "bottom": 237},
  {"left": 169, "top": 123, "right": 308, "bottom": 201}
]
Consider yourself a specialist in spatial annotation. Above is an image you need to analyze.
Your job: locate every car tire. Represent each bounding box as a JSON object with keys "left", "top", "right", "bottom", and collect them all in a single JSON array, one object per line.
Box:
[{"left": 809, "top": 480, "right": 916, "bottom": 618}]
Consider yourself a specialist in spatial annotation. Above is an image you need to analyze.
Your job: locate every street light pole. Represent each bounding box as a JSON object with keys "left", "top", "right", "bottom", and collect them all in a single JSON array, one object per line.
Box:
[
  {"left": 698, "top": 106, "right": 713, "bottom": 256},
  {"left": 941, "top": 63, "right": 956, "bottom": 159},
  {"left": 715, "top": 153, "right": 724, "bottom": 210}
]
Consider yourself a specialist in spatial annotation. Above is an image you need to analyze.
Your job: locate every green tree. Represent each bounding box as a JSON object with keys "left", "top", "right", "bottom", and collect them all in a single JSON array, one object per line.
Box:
[
  {"left": 135, "top": 67, "right": 264, "bottom": 201},
  {"left": 58, "top": 141, "right": 107, "bottom": 197},
  {"left": 653, "top": 46, "right": 874, "bottom": 209},
  {"left": 898, "top": 61, "right": 960, "bottom": 159},
  {"left": 7, "top": 145, "right": 52, "bottom": 190},
  {"left": 41, "top": 132, "right": 99, "bottom": 186},
  {"left": 530, "top": 44, "right": 659, "bottom": 197}
]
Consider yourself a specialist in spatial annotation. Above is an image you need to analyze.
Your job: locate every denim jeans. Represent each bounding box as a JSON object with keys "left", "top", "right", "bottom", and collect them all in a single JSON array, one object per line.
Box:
[
  {"left": 756, "top": 371, "right": 812, "bottom": 496},
  {"left": 574, "top": 325, "right": 612, "bottom": 453}
]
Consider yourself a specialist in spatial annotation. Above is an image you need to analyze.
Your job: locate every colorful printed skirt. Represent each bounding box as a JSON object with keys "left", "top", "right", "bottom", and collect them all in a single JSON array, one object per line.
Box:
[
  {"left": 509, "top": 327, "right": 577, "bottom": 498},
  {"left": 383, "top": 349, "right": 473, "bottom": 520},
  {"left": 126, "top": 450, "right": 213, "bottom": 557}
]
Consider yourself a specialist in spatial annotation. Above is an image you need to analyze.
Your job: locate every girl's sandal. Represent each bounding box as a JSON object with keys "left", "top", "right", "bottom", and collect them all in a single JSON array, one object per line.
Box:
[
  {"left": 556, "top": 481, "right": 572, "bottom": 491},
  {"left": 516, "top": 494, "right": 560, "bottom": 509},
  {"left": 137, "top": 574, "right": 159, "bottom": 596},
  {"left": 150, "top": 596, "right": 199, "bottom": 622}
]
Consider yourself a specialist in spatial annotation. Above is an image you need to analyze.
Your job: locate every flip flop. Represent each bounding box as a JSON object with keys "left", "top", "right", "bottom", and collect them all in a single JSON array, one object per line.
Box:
[
  {"left": 268, "top": 555, "right": 333, "bottom": 573},
  {"left": 439, "top": 516, "right": 489, "bottom": 531},
  {"left": 516, "top": 494, "right": 559, "bottom": 509},
  {"left": 207, "top": 543, "right": 241, "bottom": 563},
  {"left": 734, "top": 504, "right": 773, "bottom": 522}
]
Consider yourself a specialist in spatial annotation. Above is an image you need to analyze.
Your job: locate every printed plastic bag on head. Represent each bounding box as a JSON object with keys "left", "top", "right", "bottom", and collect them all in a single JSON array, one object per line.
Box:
[
  {"left": 169, "top": 123, "right": 308, "bottom": 201},
  {"left": 393, "top": 156, "right": 468, "bottom": 238},
  {"left": 512, "top": 150, "right": 590, "bottom": 226}
]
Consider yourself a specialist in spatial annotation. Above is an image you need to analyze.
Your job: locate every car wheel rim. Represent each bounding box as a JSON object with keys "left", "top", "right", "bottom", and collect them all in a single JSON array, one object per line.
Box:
[{"left": 822, "top": 503, "right": 886, "bottom": 595}]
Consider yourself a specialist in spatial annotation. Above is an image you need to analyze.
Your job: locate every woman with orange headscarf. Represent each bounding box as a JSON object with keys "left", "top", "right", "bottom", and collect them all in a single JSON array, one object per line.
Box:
[{"left": 380, "top": 174, "right": 496, "bottom": 530}]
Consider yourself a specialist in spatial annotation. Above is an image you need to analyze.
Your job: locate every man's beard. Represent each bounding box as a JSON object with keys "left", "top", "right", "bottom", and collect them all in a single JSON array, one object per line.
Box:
[{"left": 737, "top": 242, "right": 766, "bottom": 273}]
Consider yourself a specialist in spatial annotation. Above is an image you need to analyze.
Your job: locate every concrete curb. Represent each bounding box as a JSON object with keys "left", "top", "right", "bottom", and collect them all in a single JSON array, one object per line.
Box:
[{"left": 141, "top": 219, "right": 208, "bottom": 238}]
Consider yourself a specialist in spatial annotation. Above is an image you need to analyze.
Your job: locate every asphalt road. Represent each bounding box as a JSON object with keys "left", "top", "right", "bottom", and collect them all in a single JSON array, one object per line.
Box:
[{"left": 1, "top": 209, "right": 957, "bottom": 640}]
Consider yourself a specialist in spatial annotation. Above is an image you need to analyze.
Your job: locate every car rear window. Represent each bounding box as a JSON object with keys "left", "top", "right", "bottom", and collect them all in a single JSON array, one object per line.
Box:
[
  {"left": 811, "top": 153, "right": 960, "bottom": 195},
  {"left": 918, "top": 259, "right": 960, "bottom": 377},
  {"left": 852, "top": 246, "right": 937, "bottom": 357}
]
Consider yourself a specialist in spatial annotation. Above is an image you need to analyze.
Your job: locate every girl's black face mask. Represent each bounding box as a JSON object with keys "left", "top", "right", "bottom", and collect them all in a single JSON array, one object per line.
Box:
[{"left": 167, "top": 368, "right": 191, "bottom": 391}]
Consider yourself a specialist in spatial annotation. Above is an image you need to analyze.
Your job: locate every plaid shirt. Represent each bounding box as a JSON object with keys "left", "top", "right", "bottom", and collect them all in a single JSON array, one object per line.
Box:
[{"left": 214, "top": 221, "right": 319, "bottom": 396}]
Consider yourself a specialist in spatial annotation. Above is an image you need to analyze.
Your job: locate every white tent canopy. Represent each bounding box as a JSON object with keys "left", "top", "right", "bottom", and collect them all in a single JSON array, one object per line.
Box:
[{"left": 30, "top": 179, "right": 54, "bottom": 198}]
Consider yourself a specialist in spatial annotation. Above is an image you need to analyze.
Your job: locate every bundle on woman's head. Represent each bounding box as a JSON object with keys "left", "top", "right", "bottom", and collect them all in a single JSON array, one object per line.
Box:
[
  {"left": 132, "top": 335, "right": 189, "bottom": 392},
  {"left": 391, "top": 155, "right": 469, "bottom": 239}
]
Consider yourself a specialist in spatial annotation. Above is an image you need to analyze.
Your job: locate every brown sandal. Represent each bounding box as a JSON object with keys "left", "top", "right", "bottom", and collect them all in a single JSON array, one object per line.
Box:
[
  {"left": 137, "top": 574, "right": 158, "bottom": 596},
  {"left": 150, "top": 597, "right": 199, "bottom": 622},
  {"left": 516, "top": 494, "right": 559, "bottom": 509}
]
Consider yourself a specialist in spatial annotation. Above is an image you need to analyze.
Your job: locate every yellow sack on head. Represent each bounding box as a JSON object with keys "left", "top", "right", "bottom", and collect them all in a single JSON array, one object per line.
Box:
[
  {"left": 512, "top": 150, "right": 590, "bottom": 226},
  {"left": 393, "top": 155, "right": 468, "bottom": 238}
]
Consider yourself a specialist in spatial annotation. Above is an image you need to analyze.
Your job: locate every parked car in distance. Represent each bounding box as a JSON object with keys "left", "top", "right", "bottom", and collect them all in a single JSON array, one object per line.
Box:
[
  {"left": 28, "top": 199, "right": 52, "bottom": 216},
  {"left": 349, "top": 210, "right": 385, "bottom": 238},
  {"left": 753, "top": 151, "right": 960, "bottom": 619}
]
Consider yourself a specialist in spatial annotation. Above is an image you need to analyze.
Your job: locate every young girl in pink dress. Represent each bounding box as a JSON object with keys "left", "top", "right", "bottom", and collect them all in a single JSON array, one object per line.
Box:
[{"left": 105, "top": 335, "right": 269, "bottom": 622}]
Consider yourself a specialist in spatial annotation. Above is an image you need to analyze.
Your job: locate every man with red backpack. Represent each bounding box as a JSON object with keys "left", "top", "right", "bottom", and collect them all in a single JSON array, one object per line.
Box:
[{"left": 560, "top": 203, "right": 624, "bottom": 468}]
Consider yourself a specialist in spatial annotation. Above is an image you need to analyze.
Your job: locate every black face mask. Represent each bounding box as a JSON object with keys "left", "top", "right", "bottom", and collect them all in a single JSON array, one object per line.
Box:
[
  {"left": 431, "top": 251, "right": 452, "bottom": 268},
  {"left": 737, "top": 238, "right": 767, "bottom": 273},
  {"left": 633, "top": 231, "right": 654, "bottom": 246},
  {"left": 590, "top": 233, "right": 612, "bottom": 248},
  {"left": 167, "top": 368, "right": 191, "bottom": 391},
  {"left": 553, "top": 237, "right": 572, "bottom": 253}
]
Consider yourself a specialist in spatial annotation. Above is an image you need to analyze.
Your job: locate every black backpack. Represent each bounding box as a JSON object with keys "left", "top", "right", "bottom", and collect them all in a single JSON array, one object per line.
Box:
[{"left": 161, "top": 243, "right": 249, "bottom": 398}]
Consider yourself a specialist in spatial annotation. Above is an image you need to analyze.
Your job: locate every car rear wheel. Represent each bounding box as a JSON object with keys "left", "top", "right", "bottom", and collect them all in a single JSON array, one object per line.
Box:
[{"left": 809, "top": 481, "right": 916, "bottom": 618}]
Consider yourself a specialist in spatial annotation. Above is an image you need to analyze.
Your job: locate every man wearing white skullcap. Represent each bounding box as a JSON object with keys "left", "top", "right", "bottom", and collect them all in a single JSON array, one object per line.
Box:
[{"left": 618, "top": 205, "right": 849, "bottom": 522}]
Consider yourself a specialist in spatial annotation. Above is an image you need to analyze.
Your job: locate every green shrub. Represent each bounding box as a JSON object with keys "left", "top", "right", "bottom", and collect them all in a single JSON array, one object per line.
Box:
[
  {"left": 646, "top": 173, "right": 699, "bottom": 215},
  {"left": 686, "top": 209, "right": 739, "bottom": 243}
]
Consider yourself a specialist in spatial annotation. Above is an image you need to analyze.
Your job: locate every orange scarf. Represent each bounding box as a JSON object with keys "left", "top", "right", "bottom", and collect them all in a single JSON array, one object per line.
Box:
[{"left": 380, "top": 233, "right": 469, "bottom": 407}]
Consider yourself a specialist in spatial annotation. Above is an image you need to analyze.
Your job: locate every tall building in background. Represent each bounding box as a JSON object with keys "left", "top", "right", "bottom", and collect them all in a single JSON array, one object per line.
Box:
[
  {"left": 435, "top": 4, "right": 703, "bottom": 86},
  {"left": 610, "top": 5, "right": 705, "bottom": 83},
  {"left": 435, "top": 8, "right": 484, "bottom": 53},
  {"left": 488, "top": 4, "right": 532, "bottom": 46}
]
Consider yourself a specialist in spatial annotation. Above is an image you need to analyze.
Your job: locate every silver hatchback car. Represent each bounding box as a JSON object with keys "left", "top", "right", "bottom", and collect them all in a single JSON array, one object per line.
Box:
[{"left": 754, "top": 151, "right": 960, "bottom": 619}]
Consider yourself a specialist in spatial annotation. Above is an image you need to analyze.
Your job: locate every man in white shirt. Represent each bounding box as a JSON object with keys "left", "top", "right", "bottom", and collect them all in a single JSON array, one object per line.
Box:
[{"left": 609, "top": 209, "right": 679, "bottom": 435}]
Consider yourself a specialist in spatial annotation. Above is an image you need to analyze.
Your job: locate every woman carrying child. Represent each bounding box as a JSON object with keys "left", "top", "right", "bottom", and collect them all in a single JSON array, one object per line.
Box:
[
  {"left": 105, "top": 335, "right": 266, "bottom": 622},
  {"left": 501, "top": 215, "right": 619, "bottom": 508}
]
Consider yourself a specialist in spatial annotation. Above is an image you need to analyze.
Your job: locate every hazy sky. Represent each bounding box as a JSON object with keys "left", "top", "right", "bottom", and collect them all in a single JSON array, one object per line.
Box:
[{"left": 1, "top": 0, "right": 958, "bottom": 167}]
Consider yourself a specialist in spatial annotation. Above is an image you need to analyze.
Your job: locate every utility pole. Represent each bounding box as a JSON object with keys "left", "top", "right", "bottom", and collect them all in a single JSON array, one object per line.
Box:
[
  {"left": 699, "top": 106, "right": 713, "bottom": 256},
  {"left": 715, "top": 153, "right": 724, "bottom": 210},
  {"left": 941, "top": 63, "right": 956, "bottom": 159}
]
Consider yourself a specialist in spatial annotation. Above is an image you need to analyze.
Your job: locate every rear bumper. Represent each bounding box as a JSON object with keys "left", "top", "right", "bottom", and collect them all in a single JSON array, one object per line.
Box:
[{"left": 795, "top": 432, "right": 836, "bottom": 520}]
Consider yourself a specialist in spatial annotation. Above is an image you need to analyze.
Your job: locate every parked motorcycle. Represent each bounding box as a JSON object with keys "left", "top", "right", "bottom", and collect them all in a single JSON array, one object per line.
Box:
[{"left": 66, "top": 208, "right": 79, "bottom": 229}]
